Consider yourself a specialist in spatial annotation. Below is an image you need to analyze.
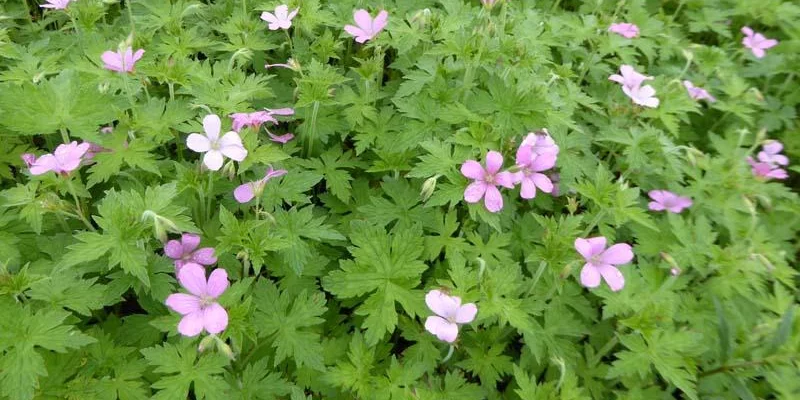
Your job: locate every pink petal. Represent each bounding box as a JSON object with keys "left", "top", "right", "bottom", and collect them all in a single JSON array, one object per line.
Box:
[
  {"left": 751, "top": 47, "right": 766, "bottom": 58},
  {"left": 600, "top": 243, "right": 634, "bottom": 265},
  {"left": 648, "top": 190, "right": 668, "bottom": 203},
  {"left": 484, "top": 151, "right": 503, "bottom": 175},
  {"left": 608, "top": 74, "right": 625, "bottom": 84},
  {"left": 219, "top": 132, "right": 247, "bottom": 161},
  {"left": 494, "top": 171, "right": 516, "bottom": 188},
  {"left": 461, "top": 160, "right": 485, "bottom": 180},
  {"left": 165, "top": 293, "right": 201, "bottom": 315},
  {"left": 648, "top": 201, "right": 666, "bottom": 211},
  {"left": 762, "top": 141, "right": 784, "bottom": 155},
  {"left": 579, "top": 264, "right": 601, "bottom": 288},
  {"left": 425, "top": 290, "right": 460, "bottom": 318},
  {"left": 520, "top": 177, "right": 537, "bottom": 199},
  {"left": 29, "top": 154, "right": 58, "bottom": 175},
  {"left": 515, "top": 144, "right": 534, "bottom": 166},
  {"left": 234, "top": 183, "right": 256, "bottom": 203},
  {"left": 352, "top": 9, "right": 373, "bottom": 30},
  {"left": 202, "top": 115, "right": 222, "bottom": 140},
  {"left": 266, "top": 107, "right": 295, "bottom": 116},
  {"left": 181, "top": 233, "right": 201, "bottom": 253},
  {"left": 203, "top": 150, "right": 224, "bottom": 171},
  {"left": 344, "top": 25, "right": 370, "bottom": 42},
  {"left": 454, "top": 303, "right": 477, "bottom": 324},
  {"left": 191, "top": 248, "right": 217, "bottom": 265},
  {"left": 464, "top": 181, "right": 487, "bottom": 203},
  {"left": 101, "top": 51, "right": 123, "bottom": 72},
  {"left": 260, "top": 11, "right": 278, "bottom": 24},
  {"left": 372, "top": 10, "right": 388, "bottom": 33},
  {"left": 177, "top": 311, "right": 205, "bottom": 337},
  {"left": 205, "top": 268, "right": 229, "bottom": 298},
  {"left": 164, "top": 239, "right": 184, "bottom": 259},
  {"left": 532, "top": 173, "right": 553, "bottom": 193},
  {"left": 424, "top": 316, "right": 459, "bottom": 343},
  {"left": 529, "top": 153, "right": 556, "bottom": 171},
  {"left": 177, "top": 263, "right": 208, "bottom": 297},
  {"left": 741, "top": 26, "right": 754, "bottom": 37},
  {"left": 203, "top": 303, "right": 228, "bottom": 334},
  {"left": 483, "top": 185, "right": 503, "bottom": 213},
  {"left": 575, "top": 237, "right": 607, "bottom": 260},
  {"left": 186, "top": 133, "right": 211, "bottom": 152},
  {"left": 598, "top": 264, "right": 625, "bottom": 291},
  {"left": 131, "top": 49, "right": 145, "bottom": 63},
  {"left": 268, "top": 132, "right": 294, "bottom": 144}
]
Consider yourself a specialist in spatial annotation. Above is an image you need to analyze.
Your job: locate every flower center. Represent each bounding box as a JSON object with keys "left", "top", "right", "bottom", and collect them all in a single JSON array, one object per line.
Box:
[
  {"left": 484, "top": 175, "right": 495, "bottom": 184},
  {"left": 210, "top": 140, "right": 221, "bottom": 151},
  {"left": 589, "top": 255, "right": 602, "bottom": 265},
  {"left": 200, "top": 295, "right": 215, "bottom": 308}
]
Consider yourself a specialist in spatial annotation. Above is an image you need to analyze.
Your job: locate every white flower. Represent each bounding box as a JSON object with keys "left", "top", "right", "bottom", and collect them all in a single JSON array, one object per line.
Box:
[
  {"left": 186, "top": 115, "right": 247, "bottom": 171},
  {"left": 260, "top": 5, "right": 298, "bottom": 31}
]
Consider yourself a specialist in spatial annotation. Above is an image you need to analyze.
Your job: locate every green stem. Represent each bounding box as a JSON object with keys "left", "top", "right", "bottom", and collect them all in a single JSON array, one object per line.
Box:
[
  {"left": 699, "top": 355, "right": 795, "bottom": 378},
  {"left": 126, "top": 0, "right": 136, "bottom": 36},
  {"left": 305, "top": 101, "right": 319, "bottom": 157},
  {"left": 441, "top": 345, "right": 455, "bottom": 363},
  {"left": 122, "top": 74, "right": 137, "bottom": 119},
  {"left": 581, "top": 209, "right": 606, "bottom": 237},
  {"left": 65, "top": 178, "right": 96, "bottom": 231},
  {"left": 59, "top": 127, "right": 70, "bottom": 144},
  {"left": 205, "top": 172, "right": 214, "bottom": 224}
]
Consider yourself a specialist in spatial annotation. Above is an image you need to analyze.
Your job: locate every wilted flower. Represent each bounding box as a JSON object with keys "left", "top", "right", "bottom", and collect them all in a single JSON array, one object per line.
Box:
[
  {"left": 260, "top": 5, "right": 298, "bottom": 31},
  {"left": 186, "top": 114, "right": 247, "bottom": 171},
  {"left": 40, "top": 0, "right": 72, "bottom": 9},
  {"left": 29, "top": 141, "right": 91, "bottom": 176},
  {"left": 575, "top": 237, "right": 634, "bottom": 292},
  {"left": 101, "top": 47, "right": 145, "bottom": 73},
  {"left": 344, "top": 9, "right": 388, "bottom": 43},
  {"left": 234, "top": 166, "right": 287, "bottom": 203},
  {"left": 609, "top": 65, "right": 659, "bottom": 108},
  {"left": 165, "top": 264, "right": 229, "bottom": 337},
  {"left": 741, "top": 26, "right": 778, "bottom": 58},
  {"left": 424, "top": 290, "right": 477, "bottom": 343},
  {"left": 608, "top": 22, "right": 639, "bottom": 38},
  {"left": 461, "top": 151, "right": 516, "bottom": 213},
  {"left": 647, "top": 190, "right": 693, "bottom": 213},
  {"left": 268, "top": 132, "right": 294, "bottom": 144},
  {"left": 230, "top": 111, "right": 275, "bottom": 132},
  {"left": 164, "top": 233, "right": 217, "bottom": 270},
  {"left": 683, "top": 81, "right": 716, "bottom": 102}
]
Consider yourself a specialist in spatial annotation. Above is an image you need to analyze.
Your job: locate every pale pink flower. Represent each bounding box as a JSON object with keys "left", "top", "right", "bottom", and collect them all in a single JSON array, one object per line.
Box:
[
  {"left": 461, "top": 151, "right": 516, "bottom": 213},
  {"left": 261, "top": 5, "right": 298, "bottom": 30},
  {"left": 608, "top": 23, "right": 639, "bottom": 38},
  {"left": 234, "top": 166, "right": 287, "bottom": 203},
  {"left": 21, "top": 154, "right": 36, "bottom": 167},
  {"left": 670, "top": 267, "right": 681, "bottom": 276},
  {"left": 230, "top": 111, "right": 275, "bottom": 132},
  {"left": 268, "top": 132, "right": 295, "bottom": 144},
  {"left": 165, "top": 264, "right": 229, "bottom": 337},
  {"left": 575, "top": 237, "right": 633, "bottom": 292},
  {"left": 101, "top": 47, "right": 145, "bottom": 73},
  {"left": 344, "top": 9, "right": 388, "bottom": 43},
  {"left": 29, "top": 141, "right": 90, "bottom": 176},
  {"left": 683, "top": 81, "right": 716, "bottom": 102},
  {"left": 757, "top": 140, "right": 789, "bottom": 166},
  {"left": 520, "top": 129, "right": 559, "bottom": 157},
  {"left": 747, "top": 157, "right": 788, "bottom": 180},
  {"left": 741, "top": 26, "right": 778, "bottom": 58},
  {"left": 424, "top": 290, "right": 477, "bottom": 343},
  {"left": 164, "top": 233, "right": 217, "bottom": 270},
  {"left": 186, "top": 114, "right": 247, "bottom": 171},
  {"left": 514, "top": 145, "right": 556, "bottom": 199},
  {"left": 609, "top": 65, "right": 659, "bottom": 108},
  {"left": 40, "top": 0, "right": 71, "bottom": 9},
  {"left": 647, "top": 190, "right": 693, "bottom": 213}
]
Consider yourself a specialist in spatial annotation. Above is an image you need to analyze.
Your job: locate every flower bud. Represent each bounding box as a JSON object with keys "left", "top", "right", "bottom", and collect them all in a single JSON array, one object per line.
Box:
[
  {"left": 198, "top": 335, "right": 215, "bottom": 352},
  {"left": 420, "top": 175, "right": 440, "bottom": 202}
]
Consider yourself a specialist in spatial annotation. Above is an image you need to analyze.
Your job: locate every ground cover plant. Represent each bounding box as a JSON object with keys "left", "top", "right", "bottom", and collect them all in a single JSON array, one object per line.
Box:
[{"left": 0, "top": 0, "right": 799, "bottom": 398}]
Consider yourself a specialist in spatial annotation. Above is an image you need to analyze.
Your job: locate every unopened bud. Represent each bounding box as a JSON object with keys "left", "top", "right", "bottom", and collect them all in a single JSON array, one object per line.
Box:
[
  {"left": 198, "top": 335, "right": 215, "bottom": 352},
  {"left": 222, "top": 160, "right": 237, "bottom": 181},
  {"left": 421, "top": 175, "right": 440, "bottom": 202},
  {"left": 566, "top": 197, "right": 578, "bottom": 214},
  {"left": 216, "top": 339, "right": 235, "bottom": 360},
  {"left": 681, "top": 49, "right": 694, "bottom": 62}
]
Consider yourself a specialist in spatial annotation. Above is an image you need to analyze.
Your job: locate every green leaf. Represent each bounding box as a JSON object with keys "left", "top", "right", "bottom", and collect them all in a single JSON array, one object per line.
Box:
[
  {"left": 272, "top": 206, "right": 345, "bottom": 275},
  {"left": 141, "top": 342, "right": 230, "bottom": 400},
  {"left": 766, "top": 305, "right": 795, "bottom": 355},
  {"left": 713, "top": 297, "right": 732, "bottom": 363}
]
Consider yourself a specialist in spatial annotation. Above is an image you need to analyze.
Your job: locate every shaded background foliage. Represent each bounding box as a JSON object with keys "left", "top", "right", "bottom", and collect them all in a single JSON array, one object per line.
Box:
[{"left": 0, "top": 0, "right": 798, "bottom": 399}]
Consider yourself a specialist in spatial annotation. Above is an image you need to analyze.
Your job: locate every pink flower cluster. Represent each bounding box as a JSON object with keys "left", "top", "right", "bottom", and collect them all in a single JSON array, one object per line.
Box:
[
  {"left": 163, "top": 234, "right": 228, "bottom": 337},
  {"left": 747, "top": 140, "right": 789, "bottom": 180},
  {"left": 461, "top": 130, "right": 559, "bottom": 213}
]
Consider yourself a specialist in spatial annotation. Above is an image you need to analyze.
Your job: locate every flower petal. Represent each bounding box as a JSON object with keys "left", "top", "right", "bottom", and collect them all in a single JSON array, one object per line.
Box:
[
  {"left": 372, "top": 10, "right": 389, "bottom": 33},
  {"left": 191, "top": 248, "right": 217, "bottom": 266},
  {"left": 425, "top": 290, "right": 460, "bottom": 318},
  {"left": 598, "top": 264, "right": 625, "bottom": 291},
  {"left": 206, "top": 268, "right": 229, "bottom": 298},
  {"left": 483, "top": 185, "right": 503, "bottom": 213},
  {"left": 464, "top": 181, "right": 487, "bottom": 203},
  {"left": 648, "top": 201, "right": 666, "bottom": 211},
  {"left": 165, "top": 293, "right": 201, "bottom": 315},
  {"left": 454, "top": 303, "right": 477, "bottom": 324},
  {"left": 181, "top": 233, "right": 201, "bottom": 253},
  {"left": 485, "top": 151, "right": 503, "bottom": 174},
  {"left": 177, "top": 263, "right": 208, "bottom": 297},
  {"left": 234, "top": 183, "right": 256, "bottom": 203},
  {"left": 203, "top": 150, "right": 224, "bottom": 171},
  {"left": 520, "top": 177, "right": 537, "bottom": 199},
  {"left": 460, "top": 160, "right": 485, "bottom": 180},
  {"left": 203, "top": 303, "right": 228, "bottom": 334},
  {"left": 29, "top": 154, "right": 58, "bottom": 175},
  {"left": 579, "top": 264, "right": 601, "bottom": 288},
  {"left": 101, "top": 51, "right": 123, "bottom": 72},
  {"left": 203, "top": 115, "right": 222, "bottom": 139},
  {"left": 424, "top": 316, "right": 459, "bottom": 343},
  {"left": 186, "top": 133, "right": 211, "bottom": 152},
  {"left": 600, "top": 243, "right": 634, "bottom": 265},
  {"left": 353, "top": 9, "right": 372, "bottom": 30},
  {"left": 494, "top": 171, "right": 516, "bottom": 188},
  {"left": 177, "top": 311, "right": 205, "bottom": 337},
  {"left": 531, "top": 173, "right": 553, "bottom": 193},
  {"left": 530, "top": 154, "right": 556, "bottom": 171},
  {"left": 164, "top": 239, "right": 184, "bottom": 259}
]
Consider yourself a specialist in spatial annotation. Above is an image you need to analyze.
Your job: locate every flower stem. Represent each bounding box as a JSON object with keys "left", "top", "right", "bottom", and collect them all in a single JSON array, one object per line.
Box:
[
  {"left": 126, "top": 0, "right": 135, "bottom": 35},
  {"left": 205, "top": 172, "right": 214, "bottom": 224},
  {"left": 441, "top": 345, "right": 455, "bottom": 363},
  {"left": 65, "top": 178, "right": 96, "bottom": 231}
]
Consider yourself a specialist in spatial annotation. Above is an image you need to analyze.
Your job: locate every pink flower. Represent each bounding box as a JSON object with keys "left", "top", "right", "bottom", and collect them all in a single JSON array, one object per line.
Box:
[
  {"left": 21, "top": 153, "right": 36, "bottom": 167},
  {"left": 164, "top": 233, "right": 217, "bottom": 270},
  {"left": 268, "top": 132, "right": 295, "bottom": 144},
  {"left": 647, "top": 190, "right": 693, "bottom": 213},
  {"left": 741, "top": 26, "right": 778, "bottom": 58},
  {"left": 261, "top": 5, "right": 298, "bottom": 30},
  {"left": 520, "top": 129, "right": 559, "bottom": 157},
  {"left": 186, "top": 114, "right": 248, "bottom": 171},
  {"left": 609, "top": 65, "right": 659, "bottom": 108},
  {"left": 670, "top": 267, "right": 681, "bottom": 276},
  {"left": 40, "top": 0, "right": 71, "bottom": 9},
  {"left": 461, "top": 151, "right": 516, "bottom": 213},
  {"left": 165, "top": 264, "right": 229, "bottom": 337},
  {"left": 747, "top": 157, "right": 788, "bottom": 180},
  {"left": 84, "top": 142, "right": 110, "bottom": 161},
  {"left": 424, "top": 290, "right": 477, "bottom": 343},
  {"left": 101, "top": 47, "right": 145, "bottom": 73},
  {"left": 234, "top": 166, "right": 287, "bottom": 203},
  {"left": 29, "top": 141, "right": 90, "bottom": 176},
  {"left": 683, "top": 81, "right": 716, "bottom": 102},
  {"left": 344, "top": 9, "right": 388, "bottom": 43},
  {"left": 608, "top": 22, "right": 640, "bottom": 38},
  {"left": 265, "top": 107, "right": 295, "bottom": 117},
  {"left": 514, "top": 145, "right": 556, "bottom": 199},
  {"left": 757, "top": 140, "right": 789, "bottom": 166},
  {"left": 230, "top": 111, "right": 275, "bottom": 132},
  {"left": 575, "top": 237, "right": 633, "bottom": 292}
]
